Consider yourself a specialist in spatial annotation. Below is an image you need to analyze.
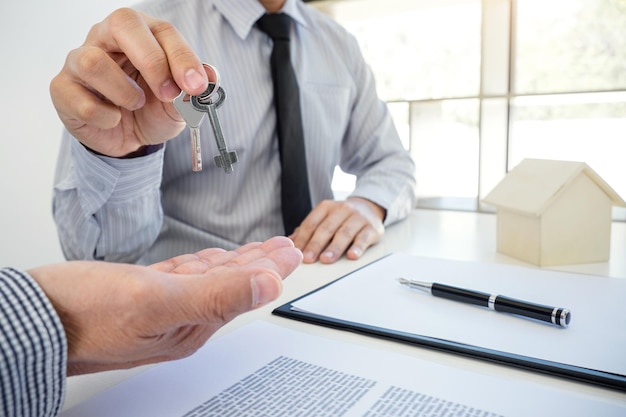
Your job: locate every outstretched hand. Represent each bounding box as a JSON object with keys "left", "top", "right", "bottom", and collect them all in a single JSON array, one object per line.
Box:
[
  {"left": 28, "top": 236, "right": 302, "bottom": 375},
  {"left": 49, "top": 8, "right": 212, "bottom": 157}
]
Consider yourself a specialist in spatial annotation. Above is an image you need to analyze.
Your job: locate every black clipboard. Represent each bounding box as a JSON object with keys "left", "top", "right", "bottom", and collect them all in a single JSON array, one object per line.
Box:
[{"left": 273, "top": 255, "right": 626, "bottom": 392}]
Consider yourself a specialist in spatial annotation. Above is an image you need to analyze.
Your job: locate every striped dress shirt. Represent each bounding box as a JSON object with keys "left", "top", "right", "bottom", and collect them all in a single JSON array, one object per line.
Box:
[
  {"left": 53, "top": 0, "right": 417, "bottom": 265},
  {"left": 0, "top": 268, "right": 67, "bottom": 417}
]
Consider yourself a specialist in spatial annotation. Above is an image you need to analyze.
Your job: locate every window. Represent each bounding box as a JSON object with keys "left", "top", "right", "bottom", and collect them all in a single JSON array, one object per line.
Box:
[{"left": 315, "top": 0, "right": 626, "bottom": 221}]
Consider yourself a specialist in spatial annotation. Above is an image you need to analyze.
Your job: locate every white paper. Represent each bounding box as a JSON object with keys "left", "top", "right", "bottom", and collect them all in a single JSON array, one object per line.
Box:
[
  {"left": 292, "top": 253, "right": 626, "bottom": 375},
  {"left": 61, "top": 321, "right": 626, "bottom": 417}
]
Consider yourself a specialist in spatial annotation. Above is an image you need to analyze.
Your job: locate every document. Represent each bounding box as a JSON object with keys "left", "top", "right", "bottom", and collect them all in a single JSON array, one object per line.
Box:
[
  {"left": 61, "top": 321, "right": 626, "bottom": 417},
  {"left": 276, "top": 253, "right": 626, "bottom": 388}
]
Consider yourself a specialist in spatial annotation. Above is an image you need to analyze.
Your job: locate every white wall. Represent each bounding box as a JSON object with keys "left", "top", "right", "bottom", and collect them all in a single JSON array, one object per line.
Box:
[{"left": 0, "top": 0, "right": 132, "bottom": 269}]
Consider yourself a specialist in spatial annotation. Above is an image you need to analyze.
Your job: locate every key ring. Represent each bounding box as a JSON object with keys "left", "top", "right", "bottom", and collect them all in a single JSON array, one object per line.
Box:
[
  {"left": 172, "top": 63, "right": 221, "bottom": 128},
  {"left": 198, "top": 63, "right": 221, "bottom": 99},
  {"left": 203, "top": 63, "right": 220, "bottom": 88},
  {"left": 173, "top": 63, "right": 221, "bottom": 111},
  {"left": 191, "top": 85, "right": 226, "bottom": 111}
]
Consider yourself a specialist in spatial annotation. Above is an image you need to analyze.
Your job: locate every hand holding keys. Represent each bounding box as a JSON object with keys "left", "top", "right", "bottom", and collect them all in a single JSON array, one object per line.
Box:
[{"left": 173, "top": 63, "right": 238, "bottom": 173}]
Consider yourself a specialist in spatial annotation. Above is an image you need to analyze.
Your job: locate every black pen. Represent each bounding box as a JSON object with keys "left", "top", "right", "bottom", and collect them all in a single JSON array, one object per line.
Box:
[{"left": 397, "top": 278, "right": 571, "bottom": 328}]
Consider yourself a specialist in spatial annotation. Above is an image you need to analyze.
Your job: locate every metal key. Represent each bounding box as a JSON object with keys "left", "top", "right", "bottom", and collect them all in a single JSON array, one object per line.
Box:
[
  {"left": 173, "top": 82, "right": 220, "bottom": 172},
  {"left": 190, "top": 86, "right": 238, "bottom": 173}
]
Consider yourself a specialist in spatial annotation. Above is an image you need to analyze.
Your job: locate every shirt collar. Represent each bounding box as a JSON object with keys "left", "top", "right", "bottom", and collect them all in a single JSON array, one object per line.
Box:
[{"left": 213, "top": 0, "right": 308, "bottom": 40}]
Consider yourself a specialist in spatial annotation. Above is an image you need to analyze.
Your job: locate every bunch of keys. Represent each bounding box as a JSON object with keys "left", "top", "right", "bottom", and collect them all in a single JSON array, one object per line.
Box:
[{"left": 173, "top": 63, "right": 238, "bottom": 173}]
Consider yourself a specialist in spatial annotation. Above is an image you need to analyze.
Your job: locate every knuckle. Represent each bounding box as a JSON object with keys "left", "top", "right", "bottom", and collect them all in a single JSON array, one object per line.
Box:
[
  {"left": 137, "top": 48, "right": 169, "bottom": 74},
  {"left": 74, "top": 48, "right": 142, "bottom": 110},
  {"left": 305, "top": 243, "right": 322, "bottom": 255},
  {"left": 298, "top": 218, "right": 317, "bottom": 234},
  {"left": 303, "top": 238, "right": 325, "bottom": 254},
  {"left": 150, "top": 19, "right": 180, "bottom": 39},
  {"left": 359, "top": 225, "right": 383, "bottom": 245},
  {"left": 335, "top": 225, "right": 354, "bottom": 241},
  {"left": 49, "top": 75, "right": 64, "bottom": 99},
  {"left": 318, "top": 199, "right": 336, "bottom": 211},
  {"left": 169, "top": 49, "right": 199, "bottom": 65},
  {"left": 296, "top": 219, "right": 319, "bottom": 240},
  {"left": 75, "top": 47, "right": 108, "bottom": 76},
  {"left": 74, "top": 98, "right": 100, "bottom": 122},
  {"left": 109, "top": 7, "right": 142, "bottom": 30},
  {"left": 317, "top": 221, "right": 337, "bottom": 237}
]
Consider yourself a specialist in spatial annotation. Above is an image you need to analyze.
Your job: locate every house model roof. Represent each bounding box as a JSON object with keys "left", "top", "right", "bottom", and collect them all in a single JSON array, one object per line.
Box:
[{"left": 483, "top": 158, "right": 626, "bottom": 216}]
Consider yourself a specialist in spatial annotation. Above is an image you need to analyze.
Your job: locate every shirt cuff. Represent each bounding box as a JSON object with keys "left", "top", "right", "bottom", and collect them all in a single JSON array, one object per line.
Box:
[
  {"left": 70, "top": 139, "right": 165, "bottom": 212},
  {"left": 351, "top": 183, "right": 415, "bottom": 226},
  {"left": 0, "top": 268, "right": 67, "bottom": 417}
]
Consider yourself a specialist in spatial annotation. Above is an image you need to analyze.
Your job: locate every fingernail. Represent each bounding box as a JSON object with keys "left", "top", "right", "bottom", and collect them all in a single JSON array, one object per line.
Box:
[
  {"left": 350, "top": 247, "right": 362, "bottom": 257},
  {"left": 160, "top": 79, "right": 180, "bottom": 101},
  {"left": 323, "top": 250, "right": 335, "bottom": 260},
  {"left": 304, "top": 251, "right": 316, "bottom": 262},
  {"left": 251, "top": 274, "right": 280, "bottom": 307},
  {"left": 130, "top": 92, "right": 146, "bottom": 111},
  {"left": 185, "top": 68, "right": 206, "bottom": 91}
]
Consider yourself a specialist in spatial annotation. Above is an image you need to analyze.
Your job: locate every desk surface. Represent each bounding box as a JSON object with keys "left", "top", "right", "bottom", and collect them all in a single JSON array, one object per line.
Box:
[{"left": 62, "top": 209, "right": 626, "bottom": 412}]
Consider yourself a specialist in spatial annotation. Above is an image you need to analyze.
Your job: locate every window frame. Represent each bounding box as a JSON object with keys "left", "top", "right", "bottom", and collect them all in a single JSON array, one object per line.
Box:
[{"left": 313, "top": 0, "right": 626, "bottom": 221}]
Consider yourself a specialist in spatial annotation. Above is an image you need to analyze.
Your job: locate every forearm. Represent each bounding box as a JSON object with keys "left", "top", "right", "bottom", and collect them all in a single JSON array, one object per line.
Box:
[
  {"left": 341, "top": 48, "right": 416, "bottom": 224},
  {"left": 0, "top": 268, "right": 67, "bottom": 417},
  {"left": 343, "top": 102, "right": 417, "bottom": 225}
]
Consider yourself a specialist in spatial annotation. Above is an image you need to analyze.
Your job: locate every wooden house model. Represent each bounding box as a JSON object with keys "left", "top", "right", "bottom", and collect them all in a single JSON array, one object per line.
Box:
[{"left": 482, "top": 158, "right": 625, "bottom": 266}]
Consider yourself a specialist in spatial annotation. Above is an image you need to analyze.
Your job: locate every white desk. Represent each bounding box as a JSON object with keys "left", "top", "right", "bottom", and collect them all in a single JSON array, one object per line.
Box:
[{"left": 62, "top": 209, "right": 626, "bottom": 412}]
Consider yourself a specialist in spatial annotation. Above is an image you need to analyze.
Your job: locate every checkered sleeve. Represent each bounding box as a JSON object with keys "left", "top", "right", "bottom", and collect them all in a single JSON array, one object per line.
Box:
[{"left": 0, "top": 268, "right": 67, "bottom": 417}]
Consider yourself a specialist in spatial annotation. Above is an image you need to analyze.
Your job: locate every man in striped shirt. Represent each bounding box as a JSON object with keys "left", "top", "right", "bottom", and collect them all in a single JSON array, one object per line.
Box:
[
  {"left": 0, "top": 236, "right": 301, "bottom": 417},
  {"left": 50, "top": 0, "right": 417, "bottom": 266}
]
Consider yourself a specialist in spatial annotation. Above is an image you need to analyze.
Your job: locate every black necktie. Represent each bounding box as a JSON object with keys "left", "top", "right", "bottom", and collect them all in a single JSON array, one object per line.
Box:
[{"left": 257, "top": 13, "right": 312, "bottom": 235}]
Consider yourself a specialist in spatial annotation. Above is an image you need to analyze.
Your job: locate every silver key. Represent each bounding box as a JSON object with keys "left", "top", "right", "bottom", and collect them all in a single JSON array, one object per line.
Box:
[
  {"left": 191, "top": 86, "right": 238, "bottom": 173},
  {"left": 173, "top": 82, "right": 219, "bottom": 172}
]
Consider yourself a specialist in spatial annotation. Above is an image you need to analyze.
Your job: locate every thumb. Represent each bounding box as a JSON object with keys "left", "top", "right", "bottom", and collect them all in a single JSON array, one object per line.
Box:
[
  {"left": 250, "top": 272, "right": 284, "bottom": 308},
  {"left": 178, "top": 268, "right": 284, "bottom": 326}
]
